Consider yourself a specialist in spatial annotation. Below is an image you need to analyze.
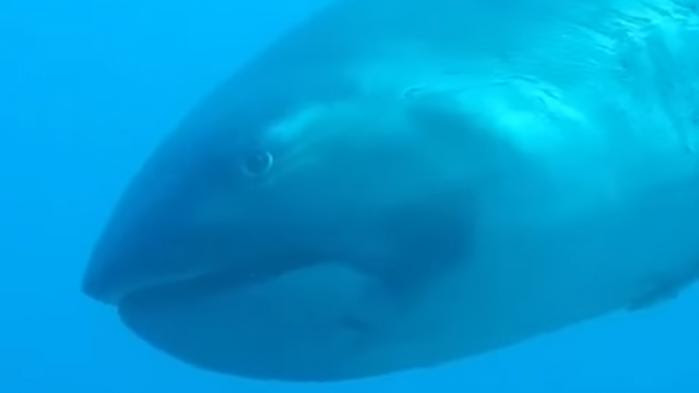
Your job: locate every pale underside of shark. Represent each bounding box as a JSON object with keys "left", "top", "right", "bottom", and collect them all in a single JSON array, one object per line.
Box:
[{"left": 83, "top": 0, "right": 699, "bottom": 382}]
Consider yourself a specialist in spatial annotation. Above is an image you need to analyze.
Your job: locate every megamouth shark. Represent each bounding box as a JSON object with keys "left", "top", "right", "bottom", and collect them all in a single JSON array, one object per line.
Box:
[{"left": 83, "top": 0, "right": 699, "bottom": 382}]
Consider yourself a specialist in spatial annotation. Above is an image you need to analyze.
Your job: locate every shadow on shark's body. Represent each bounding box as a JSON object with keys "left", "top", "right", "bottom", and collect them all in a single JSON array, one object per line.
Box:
[{"left": 83, "top": 0, "right": 699, "bottom": 381}]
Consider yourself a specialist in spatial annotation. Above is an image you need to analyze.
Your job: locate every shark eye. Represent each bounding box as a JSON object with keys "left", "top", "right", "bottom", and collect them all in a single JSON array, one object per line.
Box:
[{"left": 241, "top": 150, "right": 274, "bottom": 177}]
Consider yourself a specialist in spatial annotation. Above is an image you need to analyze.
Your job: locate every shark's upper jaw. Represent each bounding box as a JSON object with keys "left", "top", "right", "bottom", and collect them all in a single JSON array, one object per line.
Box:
[
  {"left": 81, "top": 190, "right": 324, "bottom": 307},
  {"left": 82, "top": 220, "right": 315, "bottom": 306},
  {"left": 83, "top": 252, "right": 239, "bottom": 307},
  {"left": 81, "top": 203, "right": 204, "bottom": 305}
]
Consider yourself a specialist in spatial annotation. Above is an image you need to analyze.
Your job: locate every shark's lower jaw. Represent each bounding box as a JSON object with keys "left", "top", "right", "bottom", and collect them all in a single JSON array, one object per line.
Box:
[{"left": 116, "top": 262, "right": 401, "bottom": 381}]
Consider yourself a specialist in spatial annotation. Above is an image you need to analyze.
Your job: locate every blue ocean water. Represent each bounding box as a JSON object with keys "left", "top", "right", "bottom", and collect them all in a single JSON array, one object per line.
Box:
[{"left": 2, "top": 0, "right": 699, "bottom": 391}]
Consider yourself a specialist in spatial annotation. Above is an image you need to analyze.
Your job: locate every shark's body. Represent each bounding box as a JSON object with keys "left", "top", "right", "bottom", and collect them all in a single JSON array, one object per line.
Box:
[{"left": 84, "top": 0, "right": 699, "bottom": 381}]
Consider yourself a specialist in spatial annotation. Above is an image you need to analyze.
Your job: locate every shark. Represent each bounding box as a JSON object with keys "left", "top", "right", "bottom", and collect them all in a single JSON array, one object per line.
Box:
[{"left": 83, "top": 0, "right": 699, "bottom": 382}]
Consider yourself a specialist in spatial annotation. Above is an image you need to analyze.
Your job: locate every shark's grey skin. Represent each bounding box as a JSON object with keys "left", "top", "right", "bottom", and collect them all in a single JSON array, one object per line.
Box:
[{"left": 83, "top": 0, "right": 699, "bottom": 382}]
